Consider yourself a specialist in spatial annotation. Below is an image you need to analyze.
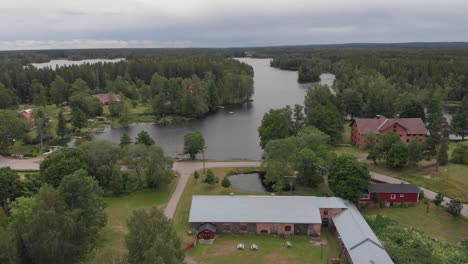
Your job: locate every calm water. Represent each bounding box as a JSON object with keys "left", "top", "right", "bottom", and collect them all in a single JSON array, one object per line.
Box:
[
  {"left": 31, "top": 58, "right": 125, "bottom": 69},
  {"left": 92, "top": 58, "right": 334, "bottom": 160},
  {"left": 228, "top": 173, "right": 266, "bottom": 193}
]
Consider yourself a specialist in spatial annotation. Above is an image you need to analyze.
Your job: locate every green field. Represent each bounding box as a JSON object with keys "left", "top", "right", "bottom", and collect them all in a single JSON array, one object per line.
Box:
[
  {"left": 190, "top": 231, "right": 339, "bottom": 264},
  {"left": 363, "top": 201, "right": 468, "bottom": 244},
  {"left": 84, "top": 179, "right": 178, "bottom": 263},
  {"left": 172, "top": 167, "right": 341, "bottom": 264}
]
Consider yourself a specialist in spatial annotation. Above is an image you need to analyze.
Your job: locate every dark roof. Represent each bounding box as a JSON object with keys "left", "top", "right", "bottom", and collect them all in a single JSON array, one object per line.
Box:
[
  {"left": 369, "top": 183, "right": 419, "bottom": 194},
  {"left": 352, "top": 118, "right": 428, "bottom": 135},
  {"left": 197, "top": 223, "right": 216, "bottom": 233}
]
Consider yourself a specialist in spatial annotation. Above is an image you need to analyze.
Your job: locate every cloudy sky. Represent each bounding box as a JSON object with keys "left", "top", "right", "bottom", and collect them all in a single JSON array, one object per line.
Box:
[{"left": 1, "top": 0, "right": 468, "bottom": 50}]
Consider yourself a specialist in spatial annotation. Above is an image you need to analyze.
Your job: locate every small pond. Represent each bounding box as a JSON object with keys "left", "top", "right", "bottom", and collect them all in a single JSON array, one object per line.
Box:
[{"left": 228, "top": 172, "right": 267, "bottom": 193}]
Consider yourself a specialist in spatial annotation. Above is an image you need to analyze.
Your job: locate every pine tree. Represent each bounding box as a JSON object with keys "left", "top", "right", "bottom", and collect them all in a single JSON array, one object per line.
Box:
[{"left": 57, "top": 111, "right": 66, "bottom": 139}]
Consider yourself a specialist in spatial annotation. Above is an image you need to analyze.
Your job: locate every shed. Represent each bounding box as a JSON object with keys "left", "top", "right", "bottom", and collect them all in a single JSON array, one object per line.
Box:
[{"left": 197, "top": 223, "right": 217, "bottom": 241}]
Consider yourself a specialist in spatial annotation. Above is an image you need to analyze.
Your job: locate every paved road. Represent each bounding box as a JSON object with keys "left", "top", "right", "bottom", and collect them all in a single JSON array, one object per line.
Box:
[
  {"left": 370, "top": 171, "right": 468, "bottom": 217},
  {"left": 0, "top": 156, "right": 41, "bottom": 170},
  {"left": 164, "top": 161, "right": 261, "bottom": 218}
]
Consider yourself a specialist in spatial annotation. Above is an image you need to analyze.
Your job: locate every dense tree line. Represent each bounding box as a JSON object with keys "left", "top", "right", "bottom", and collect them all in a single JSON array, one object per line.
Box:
[{"left": 0, "top": 57, "right": 254, "bottom": 119}]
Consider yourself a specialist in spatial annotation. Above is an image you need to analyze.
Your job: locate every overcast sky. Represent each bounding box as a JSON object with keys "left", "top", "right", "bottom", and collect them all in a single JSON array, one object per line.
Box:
[{"left": 1, "top": 0, "right": 468, "bottom": 50}]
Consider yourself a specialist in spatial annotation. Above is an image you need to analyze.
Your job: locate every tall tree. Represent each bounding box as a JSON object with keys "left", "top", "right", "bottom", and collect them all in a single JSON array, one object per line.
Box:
[
  {"left": 258, "top": 107, "right": 293, "bottom": 148},
  {"left": 386, "top": 141, "right": 409, "bottom": 169},
  {"left": 451, "top": 96, "right": 468, "bottom": 140},
  {"left": 399, "top": 99, "right": 426, "bottom": 121},
  {"left": 49, "top": 76, "right": 69, "bottom": 105},
  {"left": 57, "top": 111, "right": 67, "bottom": 139},
  {"left": 126, "top": 207, "right": 184, "bottom": 264},
  {"left": 0, "top": 110, "right": 29, "bottom": 154},
  {"left": 71, "top": 108, "right": 87, "bottom": 132},
  {"left": 184, "top": 131, "right": 205, "bottom": 160},
  {"left": 328, "top": 155, "right": 370, "bottom": 203},
  {"left": 40, "top": 148, "right": 88, "bottom": 187},
  {"left": 0, "top": 83, "right": 18, "bottom": 109},
  {"left": 120, "top": 133, "right": 132, "bottom": 148},
  {"left": 425, "top": 93, "right": 449, "bottom": 171},
  {"left": 407, "top": 139, "right": 424, "bottom": 166},
  {"left": 292, "top": 104, "right": 305, "bottom": 135},
  {"left": 34, "top": 108, "right": 51, "bottom": 147}
]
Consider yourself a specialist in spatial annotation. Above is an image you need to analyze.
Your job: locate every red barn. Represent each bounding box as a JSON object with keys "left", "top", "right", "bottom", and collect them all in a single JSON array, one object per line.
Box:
[
  {"left": 350, "top": 116, "right": 428, "bottom": 147},
  {"left": 360, "top": 183, "right": 420, "bottom": 206}
]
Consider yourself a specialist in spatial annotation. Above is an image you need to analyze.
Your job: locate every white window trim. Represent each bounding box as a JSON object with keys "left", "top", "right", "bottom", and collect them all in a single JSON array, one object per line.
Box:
[
  {"left": 400, "top": 194, "right": 405, "bottom": 198},
  {"left": 390, "top": 194, "right": 396, "bottom": 200}
]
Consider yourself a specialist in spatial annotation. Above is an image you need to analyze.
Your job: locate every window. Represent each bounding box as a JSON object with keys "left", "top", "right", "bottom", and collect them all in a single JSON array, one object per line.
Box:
[
  {"left": 240, "top": 224, "right": 248, "bottom": 232},
  {"left": 285, "top": 225, "right": 291, "bottom": 232},
  {"left": 222, "top": 224, "right": 231, "bottom": 232},
  {"left": 406, "top": 139, "right": 410, "bottom": 143},
  {"left": 323, "top": 209, "right": 328, "bottom": 216},
  {"left": 400, "top": 194, "right": 405, "bottom": 198},
  {"left": 390, "top": 194, "right": 396, "bottom": 200}
]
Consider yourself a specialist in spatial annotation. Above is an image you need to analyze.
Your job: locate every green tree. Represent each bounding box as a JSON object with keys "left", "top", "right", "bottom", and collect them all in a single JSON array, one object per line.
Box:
[
  {"left": 40, "top": 147, "right": 88, "bottom": 187},
  {"left": 126, "top": 207, "right": 184, "bottom": 264},
  {"left": 49, "top": 76, "right": 69, "bottom": 105},
  {"left": 146, "top": 169, "right": 173, "bottom": 189},
  {"left": 339, "top": 89, "right": 363, "bottom": 119},
  {"left": 451, "top": 97, "right": 468, "bottom": 140},
  {"left": 328, "top": 155, "right": 370, "bottom": 203},
  {"left": 34, "top": 108, "right": 52, "bottom": 147},
  {"left": 0, "top": 110, "right": 29, "bottom": 154},
  {"left": 399, "top": 99, "right": 426, "bottom": 121},
  {"left": 407, "top": 139, "right": 424, "bottom": 166},
  {"left": 306, "top": 103, "right": 343, "bottom": 145},
  {"left": 0, "top": 167, "right": 24, "bottom": 210},
  {"left": 446, "top": 199, "right": 463, "bottom": 217},
  {"left": 425, "top": 93, "right": 448, "bottom": 171},
  {"left": 365, "top": 133, "right": 381, "bottom": 165},
  {"left": 221, "top": 176, "right": 231, "bottom": 188},
  {"left": 451, "top": 142, "right": 468, "bottom": 164},
  {"left": 258, "top": 108, "right": 293, "bottom": 148},
  {"left": 0, "top": 212, "right": 19, "bottom": 264},
  {"left": 58, "top": 169, "right": 107, "bottom": 248},
  {"left": 194, "top": 171, "right": 200, "bottom": 180},
  {"left": 204, "top": 170, "right": 216, "bottom": 185},
  {"left": 135, "top": 130, "right": 155, "bottom": 146},
  {"left": 292, "top": 104, "right": 305, "bottom": 135},
  {"left": 71, "top": 108, "right": 87, "bottom": 131},
  {"left": 31, "top": 80, "right": 48, "bottom": 106},
  {"left": 387, "top": 141, "right": 408, "bottom": 169},
  {"left": 184, "top": 131, "right": 205, "bottom": 160},
  {"left": 120, "top": 133, "right": 132, "bottom": 148},
  {"left": 57, "top": 111, "right": 67, "bottom": 139},
  {"left": 0, "top": 82, "right": 18, "bottom": 109},
  {"left": 297, "top": 148, "right": 322, "bottom": 187},
  {"left": 433, "top": 192, "right": 444, "bottom": 206}
]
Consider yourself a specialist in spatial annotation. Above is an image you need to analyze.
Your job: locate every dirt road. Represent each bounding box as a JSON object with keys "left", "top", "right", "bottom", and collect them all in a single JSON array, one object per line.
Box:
[
  {"left": 0, "top": 156, "right": 41, "bottom": 170},
  {"left": 164, "top": 161, "right": 261, "bottom": 218}
]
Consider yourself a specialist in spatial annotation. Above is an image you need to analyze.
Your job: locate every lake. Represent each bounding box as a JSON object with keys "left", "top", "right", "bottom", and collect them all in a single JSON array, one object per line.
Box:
[
  {"left": 92, "top": 58, "right": 335, "bottom": 160},
  {"left": 31, "top": 58, "right": 125, "bottom": 69}
]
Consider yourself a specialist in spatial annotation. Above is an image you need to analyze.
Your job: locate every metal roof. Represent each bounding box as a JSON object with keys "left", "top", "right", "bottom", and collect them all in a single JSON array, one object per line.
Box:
[
  {"left": 333, "top": 203, "right": 394, "bottom": 264},
  {"left": 189, "top": 195, "right": 348, "bottom": 224},
  {"left": 369, "top": 183, "right": 419, "bottom": 194},
  {"left": 352, "top": 118, "right": 428, "bottom": 135},
  {"left": 198, "top": 223, "right": 217, "bottom": 233}
]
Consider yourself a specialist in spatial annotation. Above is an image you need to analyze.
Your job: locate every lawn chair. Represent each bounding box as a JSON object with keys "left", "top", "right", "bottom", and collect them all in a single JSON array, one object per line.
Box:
[
  {"left": 236, "top": 243, "right": 245, "bottom": 250},
  {"left": 285, "top": 241, "right": 293, "bottom": 248},
  {"left": 250, "top": 244, "right": 258, "bottom": 250}
]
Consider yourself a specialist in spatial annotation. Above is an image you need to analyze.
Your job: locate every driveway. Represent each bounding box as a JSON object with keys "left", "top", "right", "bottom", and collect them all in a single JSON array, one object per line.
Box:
[
  {"left": 164, "top": 161, "right": 261, "bottom": 218},
  {"left": 0, "top": 156, "right": 41, "bottom": 170},
  {"left": 371, "top": 171, "right": 468, "bottom": 217}
]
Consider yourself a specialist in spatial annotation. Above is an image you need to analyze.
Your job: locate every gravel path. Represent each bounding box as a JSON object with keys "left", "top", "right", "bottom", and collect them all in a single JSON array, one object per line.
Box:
[
  {"left": 0, "top": 156, "right": 41, "bottom": 170},
  {"left": 164, "top": 161, "right": 261, "bottom": 218},
  {"left": 370, "top": 171, "right": 468, "bottom": 217}
]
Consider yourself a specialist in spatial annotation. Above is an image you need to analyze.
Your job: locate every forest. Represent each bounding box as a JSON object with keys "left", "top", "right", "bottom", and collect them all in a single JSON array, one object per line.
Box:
[{"left": 0, "top": 56, "right": 254, "bottom": 118}]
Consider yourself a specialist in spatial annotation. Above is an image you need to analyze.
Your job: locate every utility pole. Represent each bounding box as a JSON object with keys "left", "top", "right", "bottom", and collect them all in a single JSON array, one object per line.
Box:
[{"left": 202, "top": 147, "right": 206, "bottom": 175}]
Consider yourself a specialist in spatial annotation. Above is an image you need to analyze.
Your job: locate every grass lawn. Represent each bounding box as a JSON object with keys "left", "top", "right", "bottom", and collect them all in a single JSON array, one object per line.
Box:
[
  {"left": 363, "top": 201, "right": 468, "bottom": 244},
  {"left": 84, "top": 178, "right": 178, "bottom": 263},
  {"left": 189, "top": 231, "right": 339, "bottom": 264}
]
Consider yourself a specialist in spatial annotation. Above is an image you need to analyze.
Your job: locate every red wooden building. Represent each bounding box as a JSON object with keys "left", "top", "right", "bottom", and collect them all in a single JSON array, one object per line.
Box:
[
  {"left": 94, "top": 93, "right": 121, "bottom": 106},
  {"left": 360, "top": 183, "right": 420, "bottom": 206},
  {"left": 350, "top": 116, "right": 428, "bottom": 147},
  {"left": 197, "top": 223, "right": 216, "bottom": 244}
]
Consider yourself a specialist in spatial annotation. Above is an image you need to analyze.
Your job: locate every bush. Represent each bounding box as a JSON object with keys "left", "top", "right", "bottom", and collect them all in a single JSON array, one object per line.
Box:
[
  {"left": 447, "top": 199, "right": 463, "bottom": 217},
  {"left": 194, "top": 171, "right": 200, "bottom": 179},
  {"left": 221, "top": 177, "right": 231, "bottom": 188},
  {"left": 451, "top": 142, "right": 468, "bottom": 164},
  {"left": 204, "top": 170, "right": 216, "bottom": 185},
  {"left": 419, "top": 190, "right": 425, "bottom": 199},
  {"left": 433, "top": 192, "right": 444, "bottom": 206}
]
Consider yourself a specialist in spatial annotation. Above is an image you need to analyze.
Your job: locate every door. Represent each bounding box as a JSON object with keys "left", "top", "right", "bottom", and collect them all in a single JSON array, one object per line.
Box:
[{"left": 204, "top": 231, "right": 211, "bottom": 240}]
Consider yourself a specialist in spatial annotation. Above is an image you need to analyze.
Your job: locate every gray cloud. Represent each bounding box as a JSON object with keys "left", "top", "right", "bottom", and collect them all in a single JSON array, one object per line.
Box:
[
  {"left": 0, "top": 40, "right": 192, "bottom": 50},
  {"left": 0, "top": 0, "right": 467, "bottom": 49}
]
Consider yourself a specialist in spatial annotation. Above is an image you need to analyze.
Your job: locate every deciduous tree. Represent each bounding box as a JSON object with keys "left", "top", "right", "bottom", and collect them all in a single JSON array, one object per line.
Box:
[
  {"left": 328, "top": 155, "right": 370, "bottom": 203},
  {"left": 258, "top": 107, "right": 293, "bottom": 148},
  {"left": 184, "top": 131, "right": 205, "bottom": 160},
  {"left": 135, "top": 130, "right": 155, "bottom": 146}
]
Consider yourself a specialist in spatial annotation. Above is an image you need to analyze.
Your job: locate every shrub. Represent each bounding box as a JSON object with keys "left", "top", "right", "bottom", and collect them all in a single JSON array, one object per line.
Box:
[
  {"left": 447, "top": 199, "right": 463, "bottom": 217},
  {"left": 419, "top": 190, "right": 425, "bottom": 199},
  {"left": 433, "top": 192, "right": 444, "bottom": 206},
  {"left": 221, "top": 177, "right": 231, "bottom": 188},
  {"left": 194, "top": 171, "right": 200, "bottom": 179},
  {"left": 204, "top": 170, "right": 216, "bottom": 185},
  {"left": 451, "top": 142, "right": 468, "bottom": 164}
]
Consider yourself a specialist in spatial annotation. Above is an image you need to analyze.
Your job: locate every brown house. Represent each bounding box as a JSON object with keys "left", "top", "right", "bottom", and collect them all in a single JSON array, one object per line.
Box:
[
  {"left": 350, "top": 116, "right": 428, "bottom": 147},
  {"left": 94, "top": 93, "right": 121, "bottom": 106}
]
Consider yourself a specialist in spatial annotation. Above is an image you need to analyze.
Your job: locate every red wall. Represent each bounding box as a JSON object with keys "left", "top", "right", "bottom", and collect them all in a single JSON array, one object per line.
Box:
[{"left": 362, "top": 192, "right": 419, "bottom": 203}]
